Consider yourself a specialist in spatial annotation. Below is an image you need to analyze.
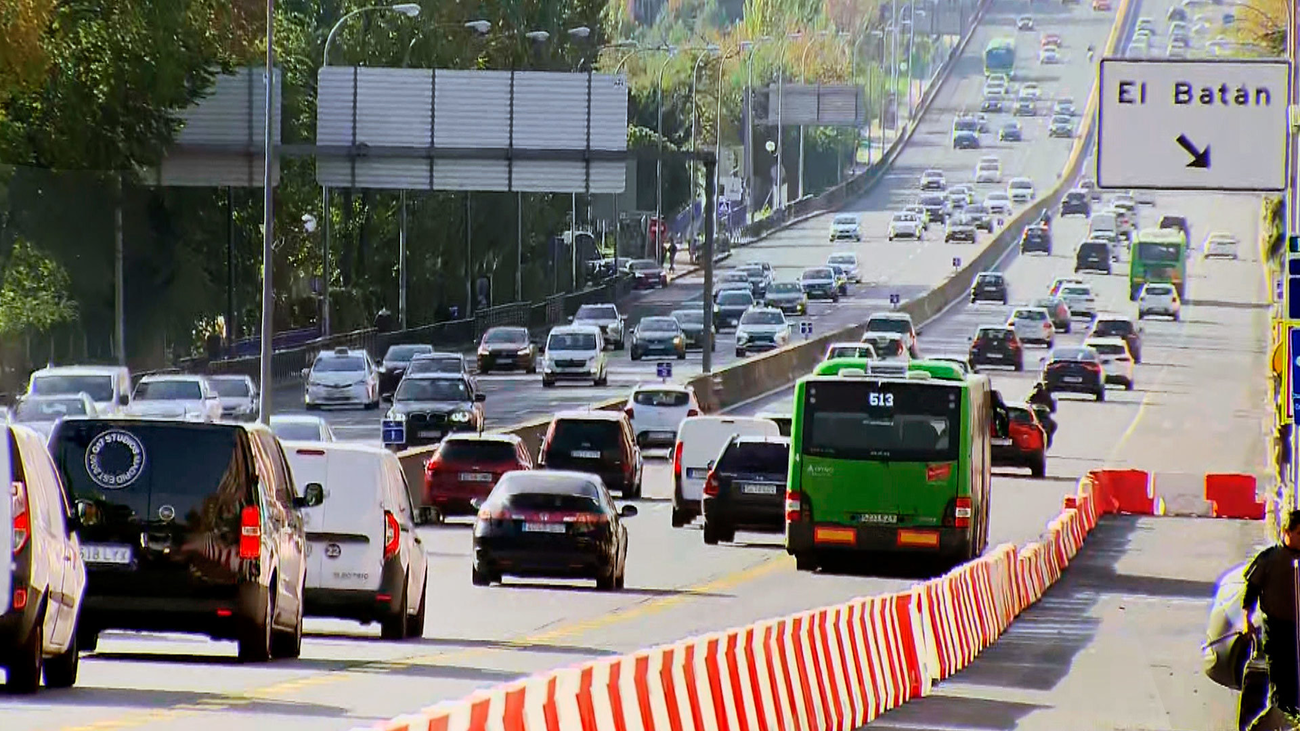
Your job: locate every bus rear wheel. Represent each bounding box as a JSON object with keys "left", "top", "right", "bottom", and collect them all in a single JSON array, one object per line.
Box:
[{"left": 794, "top": 552, "right": 820, "bottom": 572}]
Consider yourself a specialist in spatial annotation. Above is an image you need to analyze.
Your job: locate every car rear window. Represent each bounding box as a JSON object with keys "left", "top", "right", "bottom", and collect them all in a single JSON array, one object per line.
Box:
[
  {"left": 1078, "top": 242, "right": 1108, "bottom": 257},
  {"left": 1090, "top": 342, "right": 1127, "bottom": 356},
  {"left": 715, "top": 441, "right": 790, "bottom": 474},
  {"left": 135, "top": 381, "right": 202, "bottom": 400},
  {"left": 1009, "top": 407, "right": 1034, "bottom": 424},
  {"left": 634, "top": 390, "right": 690, "bottom": 407},
  {"left": 977, "top": 329, "right": 1012, "bottom": 341},
  {"left": 408, "top": 356, "right": 463, "bottom": 375},
  {"left": 271, "top": 422, "right": 323, "bottom": 441},
  {"left": 1052, "top": 347, "right": 1098, "bottom": 362},
  {"left": 498, "top": 492, "right": 600, "bottom": 513},
  {"left": 1014, "top": 310, "right": 1047, "bottom": 321},
  {"left": 209, "top": 379, "right": 252, "bottom": 398},
  {"left": 549, "top": 420, "right": 622, "bottom": 451},
  {"left": 718, "top": 292, "right": 754, "bottom": 306},
  {"left": 1092, "top": 319, "right": 1133, "bottom": 337},
  {"left": 867, "top": 318, "right": 911, "bottom": 334},
  {"left": 385, "top": 344, "right": 433, "bottom": 361},
  {"left": 484, "top": 328, "right": 528, "bottom": 344},
  {"left": 438, "top": 440, "right": 518, "bottom": 463},
  {"left": 576, "top": 305, "right": 617, "bottom": 320},
  {"left": 30, "top": 374, "right": 115, "bottom": 402}
]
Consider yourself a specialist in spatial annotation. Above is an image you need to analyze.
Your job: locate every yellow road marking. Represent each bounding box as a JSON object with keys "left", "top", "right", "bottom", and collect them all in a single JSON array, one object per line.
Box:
[{"left": 50, "top": 558, "right": 785, "bottom": 731}]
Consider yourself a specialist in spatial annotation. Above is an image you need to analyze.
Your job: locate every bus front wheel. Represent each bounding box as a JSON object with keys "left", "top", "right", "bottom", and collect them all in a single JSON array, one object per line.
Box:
[{"left": 794, "top": 552, "right": 820, "bottom": 572}]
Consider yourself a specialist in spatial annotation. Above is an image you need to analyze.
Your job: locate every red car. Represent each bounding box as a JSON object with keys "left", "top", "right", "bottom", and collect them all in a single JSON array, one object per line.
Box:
[
  {"left": 627, "top": 259, "right": 668, "bottom": 289},
  {"left": 1092, "top": 0, "right": 1111, "bottom": 9},
  {"left": 1041, "top": 33, "right": 1062, "bottom": 47},
  {"left": 992, "top": 403, "right": 1047, "bottom": 477},
  {"left": 423, "top": 433, "right": 533, "bottom": 522}
]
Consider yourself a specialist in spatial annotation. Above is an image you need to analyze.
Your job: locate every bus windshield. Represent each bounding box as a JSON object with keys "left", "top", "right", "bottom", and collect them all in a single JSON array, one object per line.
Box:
[
  {"left": 801, "top": 380, "right": 960, "bottom": 462},
  {"left": 1136, "top": 242, "right": 1182, "bottom": 262}
]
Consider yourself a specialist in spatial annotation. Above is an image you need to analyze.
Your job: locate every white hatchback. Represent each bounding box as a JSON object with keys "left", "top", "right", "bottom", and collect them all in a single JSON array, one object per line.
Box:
[
  {"left": 888, "top": 212, "right": 924, "bottom": 240},
  {"left": 127, "top": 375, "right": 223, "bottom": 421},
  {"left": 542, "top": 325, "right": 608, "bottom": 387},
  {"left": 1058, "top": 283, "right": 1098, "bottom": 318},
  {"left": 1203, "top": 232, "right": 1240, "bottom": 259},
  {"left": 1138, "top": 282, "right": 1182, "bottom": 320},
  {"left": 1008, "top": 178, "right": 1035, "bottom": 203},
  {"left": 624, "top": 384, "right": 700, "bottom": 449},
  {"left": 1007, "top": 307, "right": 1055, "bottom": 346},
  {"left": 985, "top": 192, "right": 1013, "bottom": 215},
  {"left": 1084, "top": 337, "right": 1136, "bottom": 389},
  {"left": 975, "top": 161, "right": 1001, "bottom": 183}
]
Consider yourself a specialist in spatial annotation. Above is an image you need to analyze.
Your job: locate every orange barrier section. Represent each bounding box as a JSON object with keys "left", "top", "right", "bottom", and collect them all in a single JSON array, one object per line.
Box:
[
  {"left": 1205, "top": 474, "right": 1266, "bottom": 520},
  {"left": 1087, "top": 469, "right": 1265, "bottom": 520}
]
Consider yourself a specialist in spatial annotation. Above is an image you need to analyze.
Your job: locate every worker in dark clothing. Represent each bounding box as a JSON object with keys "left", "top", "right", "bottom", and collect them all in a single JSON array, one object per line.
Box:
[
  {"left": 373, "top": 307, "right": 394, "bottom": 333},
  {"left": 1243, "top": 510, "right": 1300, "bottom": 729}
]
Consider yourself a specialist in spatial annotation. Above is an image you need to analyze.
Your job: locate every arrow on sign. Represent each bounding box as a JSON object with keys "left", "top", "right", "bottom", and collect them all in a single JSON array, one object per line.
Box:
[{"left": 1175, "top": 134, "right": 1211, "bottom": 169}]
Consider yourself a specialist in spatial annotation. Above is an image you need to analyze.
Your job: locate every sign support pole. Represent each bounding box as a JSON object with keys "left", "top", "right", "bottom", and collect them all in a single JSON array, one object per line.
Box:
[
  {"left": 702, "top": 156, "right": 717, "bottom": 374},
  {"left": 257, "top": 0, "right": 275, "bottom": 425}
]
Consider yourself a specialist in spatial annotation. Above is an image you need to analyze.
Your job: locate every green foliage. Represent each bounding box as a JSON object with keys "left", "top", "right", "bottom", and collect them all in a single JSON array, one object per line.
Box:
[
  {"left": 1264, "top": 196, "right": 1284, "bottom": 266},
  {"left": 0, "top": 239, "right": 77, "bottom": 337}
]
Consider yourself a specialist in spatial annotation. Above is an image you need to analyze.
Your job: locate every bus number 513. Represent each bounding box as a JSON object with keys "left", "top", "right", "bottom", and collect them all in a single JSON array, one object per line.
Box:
[{"left": 869, "top": 392, "right": 894, "bottom": 407}]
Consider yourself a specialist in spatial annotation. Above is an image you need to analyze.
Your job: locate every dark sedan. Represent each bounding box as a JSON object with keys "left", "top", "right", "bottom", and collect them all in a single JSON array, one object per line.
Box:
[
  {"left": 670, "top": 309, "right": 716, "bottom": 350},
  {"left": 714, "top": 290, "right": 756, "bottom": 330},
  {"left": 471, "top": 471, "right": 636, "bottom": 590},
  {"left": 477, "top": 326, "right": 537, "bottom": 374},
  {"left": 628, "top": 259, "right": 667, "bottom": 289},
  {"left": 965, "top": 204, "right": 994, "bottom": 233},
  {"left": 630, "top": 316, "right": 687, "bottom": 360},
  {"left": 378, "top": 343, "right": 435, "bottom": 397},
  {"left": 1020, "top": 224, "right": 1052, "bottom": 254},
  {"left": 1060, "top": 190, "right": 1091, "bottom": 216},
  {"left": 968, "top": 326, "right": 1024, "bottom": 370},
  {"left": 1041, "top": 346, "right": 1106, "bottom": 401},
  {"left": 970, "top": 272, "right": 1008, "bottom": 304},
  {"left": 381, "top": 374, "right": 486, "bottom": 449},
  {"left": 763, "top": 281, "right": 807, "bottom": 315},
  {"left": 1000, "top": 121, "right": 1024, "bottom": 141}
]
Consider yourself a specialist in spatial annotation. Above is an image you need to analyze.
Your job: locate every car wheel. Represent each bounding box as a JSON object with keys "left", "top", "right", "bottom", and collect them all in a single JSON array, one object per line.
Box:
[
  {"left": 702, "top": 519, "right": 724, "bottom": 545},
  {"left": 237, "top": 588, "right": 274, "bottom": 663},
  {"left": 677, "top": 350, "right": 686, "bottom": 360},
  {"left": 471, "top": 564, "right": 497, "bottom": 587},
  {"left": 7, "top": 603, "right": 44, "bottom": 693},
  {"left": 625, "top": 479, "right": 641, "bottom": 500},
  {"left": 630, "top": 350, "right": 641, "bottom": 361},
  {"left": 615, "top": 339, "right": 626, "bottom": 351},
  {"left": 44, "top": 626, "right": 79, "bottom": 689},
  {"left": 542, "top": 378, "right": 555, "bottom": 388},
  {"left": 596, "top": 563, "right": 618, "bottom": 591},
  {"left": 271, "top": 597, "right": 303, "bottom": 659},
  {"left": 1030, "top": 453, "right": 1047, "bottom": 478},
  {"left": 406, "top": 580, "right": 427, "bottom": 639},
  {"left": 735, "top": 349, "right": 745, "bottom": 358},
  {"left": 480, "top": 365, "right": 491, "bottom": 375},
  {"left": 614, "top": 561, "right": 627, "bottom": 590},
  {"left": 1096, "top": 389, "right": 1106, "bottom": 402},
  {"left": 1125, "top": 378, "right": 1134, "bottom": 391},
  {"left": 1046, "top": 337, "right": 1055, "bottom": 348},
  {"left": 527, "top": 364, "right": 537, "bottom": 374},
  {"left": 1015, "top": 359, "right": 1024, "bottom": 372}
]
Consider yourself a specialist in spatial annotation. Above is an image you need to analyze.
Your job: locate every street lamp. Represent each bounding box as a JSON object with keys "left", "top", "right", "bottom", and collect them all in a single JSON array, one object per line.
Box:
[
  {"left": 319, "top": 2, "right": 423, "bottom": 339},
  {"left": 797, "top": 30, "right": 832, "bottom": 200},
  {"left": 578, "top": 39, "right": 636, "bottom": 71},
  {"left": 690, "top": 46, "right": 721, "bottom": 239},
  {"left": 741, "top": 37, "right": 773, "bottom": 222}
]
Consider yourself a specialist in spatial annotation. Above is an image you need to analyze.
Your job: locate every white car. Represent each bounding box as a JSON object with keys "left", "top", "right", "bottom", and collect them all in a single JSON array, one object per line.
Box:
[
  {"left": 1050, "top": 276, "right": 1086, "bottom": 296},
  {"left": 735, "top": 307, "right": 792, "bottom": 357},
  {"left": 1020, "top": 82, "right": 1042, "bottom": 100},
  {"left": 26, "top": 364, "right": 132, "bottom": 416},
  {"left": 269, "top": 414, "right": 337, "bottom": 442},
  {"left": 827, "top": 252, "right": 862, "bottom": 282},
  {"left": 1138, "top": 282, "right": 1182, "bottom": 320},
  {"left": 1039, "top": 47, "right": 1060, "bottom": 64},
  {"left": 865, "top": 312, "right": 920, "bottom": 356},
  {"left": 541, "top": 325, "right": 608, "bottom": 387},
  {"left": 1084, "top": 337, "right": 1136, "bottom": 389},
  {"left": 127, "top": 375, "right": 223, "bottom": 421},
  {"left": 624, "top": 384, "right": 700, "bottom": 448},
  {"left": 985, "top": 192, "right": 1013, "bottom": 215},
  {"left": 1008, "top": 307, "right": 1056, "bottom": 346},
  {"left": 888, "top": 211, "right": 924, "bottom": 240},
  {"left": 902, "top": 204, "right": 931, "bottom": 230},
  {"left": 1007, "top": 178, "right": 1035, "bottom": 203},
  {"left": 1203, "top": 232, "right": 1240, "bottom": 259},
  {"left": 1017, "top": 14, "right": 1034, "bottom": 29},
  {"left": 824, "top": 342, "right": 878, "bottom": 360},
  {"left": 303, "top": 347, "right": 381, "bottom": 410},
  {"left": 830, "top": 213, "right": 863, "bottom": 241},
  {"left": 207, "top": 374, "right": 258, "bottom": 421},
  {"left": 572, "top": 303, "right": 626, "bottom": 350},
  {"left": 1054, "top": 99, "right": 1077, "bottom": 116},
  {"left": 1058, "top": 284, "right": 1098, "bottom": 318},
  {"left": 975, "top": 161, "right": 1001, "bottom": 183},
  {"left": 10, "top": 393, "right": 98, "bottom": 439},
  {"left": 1135, "top": 17, "right": 1155, "bottom": 33},
  {"left": 673, "top": 416, "right": 781, "bottom": 527},
  {"left": 919, "top": 170, "right": 947, "bottom": 191},
  {"left": 283, "top": 441, "right": 428, "bottom": 639}
]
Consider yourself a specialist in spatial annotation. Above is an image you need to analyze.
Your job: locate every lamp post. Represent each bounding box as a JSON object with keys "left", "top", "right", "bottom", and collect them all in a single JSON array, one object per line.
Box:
[
  {"left": 797, "top": 31, "right": 832, "bottom": 200},
  {"left": 655, "top": 46, "right": 678, "bottom": 266},
  {"left": 690, "top": 46, "right": 720, "bottom": 239},
  {"left": 320, "top": 2, "right": 421, "bottom": 338},
  {"left": 774, "top": 32, "right": 801, "bottom": 212}
]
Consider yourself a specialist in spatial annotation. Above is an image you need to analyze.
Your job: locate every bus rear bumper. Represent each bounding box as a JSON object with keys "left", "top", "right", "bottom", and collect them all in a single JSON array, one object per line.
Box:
[{"left": 786, "top": 523, "right": 969, "bottom": 556}]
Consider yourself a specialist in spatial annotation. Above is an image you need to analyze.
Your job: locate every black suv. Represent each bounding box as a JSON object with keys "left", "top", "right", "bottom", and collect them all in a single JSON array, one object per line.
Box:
[
  {"left": 968, "top": 327, "right": 1024, "bottom": 370},
  {"left": 1042, "top": 347, "right": 1106, "bottom": 401},
  {"left": 48, "top": 419, "right": 320, "bottom": 662},
  {"left": 1075, "top": 241, "right": 1112, "bottom": 274},
  {"left": 1060, "top": 190, "right": 1091, "bottom": 217},
  {"left": 378, "top": 344, "right": 435, "bottom": 397},
  {"left": 918, "top": 194, "right": 948, "bottom": 224},
  {"left": 538, "top": 411, "right": 643, "bottom": 498},
  {"left": 1020, "top": 224, "right": 1052, "bottom": 254},
  {"left": 971, "top": 272, "right": 1008, "bottom": 304},
  {"left": 701, "top": 436, "right": 791, "bottom": 545}
]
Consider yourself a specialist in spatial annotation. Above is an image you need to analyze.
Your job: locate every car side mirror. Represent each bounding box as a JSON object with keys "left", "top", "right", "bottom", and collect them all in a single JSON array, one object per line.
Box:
[
  {"left": 296, "top": 483, "right": 324, "bottom": 509},
  {"left": 300, "top": 368, "right": 310, "bottom": 379},
  {"left": 382, "top": 393, "right": 393, "bottom": 403},
  {"left": 619, "top": 505, "right": 639, "bottom": 518},
  {"left": 567, "top": 316, "right": 575, "bottom": 323},
  {"left": 706, "top": 459, "right": 715, "bottom": 470},
  {"left": 474, "top": 393, "right": 486, "bottom": 402}
]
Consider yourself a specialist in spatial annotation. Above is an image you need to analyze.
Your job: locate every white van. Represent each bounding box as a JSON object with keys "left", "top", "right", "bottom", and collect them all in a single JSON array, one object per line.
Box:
[
  {"left": 26, "top": 365, "right": 132, "bottom": 416},
  {"left": 1089, "top": 212, "right": 1119, "bottom": 242},
  {"left": 672, "top": 416, "right": 782, "bottom": 527},
  {"left": 283, "top": 441, "right": 428, "bottom": 640}
]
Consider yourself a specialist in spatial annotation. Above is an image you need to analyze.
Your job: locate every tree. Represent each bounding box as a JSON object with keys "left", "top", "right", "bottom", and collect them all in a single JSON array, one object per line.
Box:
[
  {"left": 0, "top": 238, "right": 77, "bottom": 338},
  {"left": 1230, "top": 0, "right": 1285, "bottom": 55},
  {"left": 0, "top": 0, "right": 52, "bottom": 102}
]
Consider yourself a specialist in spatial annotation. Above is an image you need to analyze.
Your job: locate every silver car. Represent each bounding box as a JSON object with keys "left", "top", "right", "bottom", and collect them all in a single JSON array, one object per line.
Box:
[
  {"left": 127, "top": 375, "right": 223, "bottom": 421},
  {"left": 207, "top": 374, "right": 258, "bottom": 421},
  {"left": 11, "top": 393, "right": 97, "bottom": 438}
]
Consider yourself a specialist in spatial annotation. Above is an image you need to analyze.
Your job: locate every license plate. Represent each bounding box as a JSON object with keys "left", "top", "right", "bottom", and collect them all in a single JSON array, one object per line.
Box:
[
  {"left": 523, "top": 522, "right": 566, "bottom": 534},
  {"left": 987, "top": 353, "right": 1003, "bottom": 359},
  {"left": 459, "top": 472, "right": 493, "bottom": 482},
  {"left": 81, "top": 543, "right": 132, "bottom": 565},
  {"left": 740, "top": 483, "right": 780, "bottom": 495},
  {"left": 572, "top": 450, "right": 601, "bottom": 459},
  {"left": 686, "top": 468, "right": 709, "bottom": 479},
  {"left": 855, "top": 513, "right": 898, "bottom": 524},
  {"left": 1064, "top": 376, "right": 1083, "bottom": 383},
  {"left": 418, "top": 430, "right": 443, "bottom": 439},
  {"left": 992, "top": 437, "right": 1012, "bottom": 446}
]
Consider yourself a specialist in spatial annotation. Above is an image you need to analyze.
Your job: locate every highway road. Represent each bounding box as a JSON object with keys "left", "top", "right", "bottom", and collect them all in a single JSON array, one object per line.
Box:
[
  {"left": 6, "top": 6, "right": 1270, "bottom": 731},
  {"left": 269, "top": 0, "right": 1118, "bottom": 445}
]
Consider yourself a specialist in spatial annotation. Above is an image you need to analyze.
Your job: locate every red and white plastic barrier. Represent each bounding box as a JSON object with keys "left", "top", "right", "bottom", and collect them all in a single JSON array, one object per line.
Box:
[
  {"left": 360, "top": 473, "right": 1146, "bottom": 731},
  {"left": 1085, "top": 469, "right": 1265, "bottom": 520}
]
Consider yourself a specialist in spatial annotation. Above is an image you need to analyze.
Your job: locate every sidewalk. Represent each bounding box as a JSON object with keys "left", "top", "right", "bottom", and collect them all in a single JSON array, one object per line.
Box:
[{"left": 868, "top": 515, "right": 1263, "bottom": 731}]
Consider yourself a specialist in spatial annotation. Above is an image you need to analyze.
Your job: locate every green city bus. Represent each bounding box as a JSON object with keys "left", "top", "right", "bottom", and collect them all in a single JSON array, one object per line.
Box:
[
  {"left": 785, "top": 358, "right": 994, "bottom": 571},
  {"left": 1128, "top": 227, "right": 1187, "bottom": 300},
  {"left": 984, "top": 38, "right": 1016, "bottom": 77}
]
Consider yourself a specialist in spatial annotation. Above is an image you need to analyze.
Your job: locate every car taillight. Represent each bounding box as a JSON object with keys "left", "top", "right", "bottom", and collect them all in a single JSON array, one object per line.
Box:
[
  {"left": 703, "top": 472, "right": 720, "bottom": 497},
  {"left": 785, "top": 491, "right": 807, "bottom": 522},
  {"left": 673, "top": 442, "right": 684, "bottom": 480},
  {"left": 954, "top": 497, "right": 972, "bottom": 528},
  {"left": 571, "top": 513, "right": 609, "bottom": 533},
  {"left": 425, "top": 452, "right": 442, "bottom": 475},
  {"left": 1083, "top": 362, "right": 1102, "bottom": 372},
  {"left": 624, "top": 406, "right": 634, "bottom": 420},
  {"left": 239, "top": 505, "right": 260, "bottom": 559},
  {"left": 12, "top": 481, "right": 30, "bottom": 555},
  {"left": 384, "top": 510, "right": 401, "bottom": 561},
  {"left": 687, "top": 408, "right": 700, "bottom": 417}
]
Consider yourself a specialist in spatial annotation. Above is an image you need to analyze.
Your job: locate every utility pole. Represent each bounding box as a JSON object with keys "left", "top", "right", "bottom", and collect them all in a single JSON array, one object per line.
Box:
[
  {"left": 399, "top": 190, "right": 408, "bottom": 329},
  {"left": 114, "top": 174, "right": 125, "bottom": 366},
  {"left": 257, "top": 0, "right": 275, "bottom": 425},
  {"left": 702, "top": 155, "right": 717, "bottom": 373}
]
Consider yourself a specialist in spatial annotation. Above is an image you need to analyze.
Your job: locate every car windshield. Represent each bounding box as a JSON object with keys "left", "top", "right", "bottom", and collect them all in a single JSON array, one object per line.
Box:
[
  {"left": 209, "top": 379, "right": 252, "bottom": 398},
  {"left": 1052, "top": 347, "right": 1098, "bottom": 362},
  {"left": 718, "top": 292, "right": 754, "bottom": 306},
  {"left": 15, "top": 398, "right": 89, "bottom": 421},
  {"left": 272, "top": 421, "right": 324, "bottom": 441},
  {"left": 828, "top": 255, "right": 855, "bottom": 265},
  {"left": 834, "top": 215, "right": 858, "bottom": 224},
  {"left": 803, "top": 269, "right": 832, "bottom": 280},
  {"left": 867, "top": 318, "right": 911, "bottom": 334},
  {"left": 953, "top": 118, "right": 978, "bottom": 132},
  {"left": 1011, "top": 180, "right": 1032, "bottom": 189},
  {"left": 1061, "top": 287, "right": 1090, "bottom": 296},
  {"left": 829, "top": 346, "right": 875, "bottom": 358},
  {"left": 384, "top": 344, "right": 431, "bottom": 362},
  {"left": 408, "top": 356, "right": 462, "bottom": 374},
  {"left": 1137, "top": 242, "right": 1182, "bottom": 262},
  {"left": 716, "top": 441, "right": 790, "bottom": 474},
  {"left": 485, "top": 328, "right": 528, "bottom": 344},
  {"left": 741, "top": 310, "right": 784, "bottom": 325},
  {"left": 549, "top": 419, "right": 621, "bottom": 451},
  {"left": 134, "top": 380, "right": 202, "bottom": 400},
  {"left": 576, "top": 305, "right": 616, "bottom": 320},
  {"left": 638, "top": 318, "right": 679, "bottom": 333},
  {"left": 633, "top": 390, "right": 691, "bottom": 407},
  {"left": 549, "top": 332, "right": 598, "bottom": 350},
  {"left": 801, "top": 381, "right": 959, "bottom": 461},
  {"left": 396, "top": 378, "right": 470, "bottom": 402},
  {"left": 672, "top": 311, "right": 704, "bottom": 324},
  {"left": 1145, "top": 285, "right": 1175, "bottom": 295},
  {"left": 313, "top": 355, "right": 364, "bottom": 373},
  {"left": 30, "top": 374, "right": 115, "bottom": 402}
]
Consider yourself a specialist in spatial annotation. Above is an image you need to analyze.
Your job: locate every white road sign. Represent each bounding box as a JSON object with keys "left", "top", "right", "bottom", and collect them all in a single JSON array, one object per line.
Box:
[{"left": 1097, "top": 58, "right": 1289, "bottom": 192}]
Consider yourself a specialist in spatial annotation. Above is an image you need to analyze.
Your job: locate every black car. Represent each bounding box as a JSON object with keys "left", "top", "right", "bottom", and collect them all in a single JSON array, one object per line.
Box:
[
  {"left": 1042, "top": 346, "right": 1106, "bottom": 401},
  {"left": 715, "top": 290, "right": 756, "bottom": 330},
  {"left": 378, "top": 344, "right": 435, "bottom": 397},
  {"left": 1020, "top": 224, "right": 1052, "bottom": 254},
  {"left": 670, "top": 308, "right": 716, "bottom": 350},
  {"left": 630, "top": 316, "right": 687, "bottom": 361},
  {"left": 969, "top": 327, "right": 1024, "bottom": 370},
  {"left": 953, "top": 131, "right": 981, "bottom": 149},
  {"left": 1075, "top": 241, "right": 1112, "bottom": 274},
  {"left": 1089, "top": 316, "right": 1143, "bottom": 362},
  {"left": 701, "top": 436, "right": 791, "bottom": 545},
  {"left": 965, "top": 205, "right": 994, "bottom": 233},
  {"left": 382, "top": 374, "right": 485, "bottom": 449},
  {"left": 409, "top": 352, "right": 469, "bottom": 376},
  {"left": 918, "top": 194, "right": 948, "bottom": 224},
  {"left": 971, "top": 272, "right": 1008, "bottom": 304},
  {"left": 763, "top": 281, "right": 808, "bottom": 315},
  {"left": 49, "top": 419, "right": 319, "bottom": 661},
  {"left": 1000, "top": 121, "right": 1023, "bottom": 141},
  {"left": 1060, "top": 190, "right": 1091, "bottom": 217},
  {"left": 981, "top": 96, "right": 1003, "bottom": 113},
  {"left": 476, "top": 327, "right": 537, "bottom": 374},
  {"left": 470, "top": 471, "right": 636, "bottom": 589},
  {"left": 538, "top": 411, "right": 643, "bottom": 497}
]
